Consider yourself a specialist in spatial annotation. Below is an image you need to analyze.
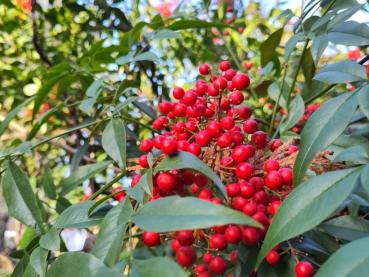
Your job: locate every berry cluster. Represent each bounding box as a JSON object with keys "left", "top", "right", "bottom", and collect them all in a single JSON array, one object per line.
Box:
[
  {"left": 124, "top": 61, "right": 314, "bottom": 276},
  {"left": 291, "top": 104, "right": 320, "bottom": 134}
]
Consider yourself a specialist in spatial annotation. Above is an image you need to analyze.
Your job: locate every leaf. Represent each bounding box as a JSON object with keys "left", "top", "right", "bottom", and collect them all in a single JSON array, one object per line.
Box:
[
  {"left": 357, "top": 85, "right": 369, "bottom": 120},
  {"left": 40, "top": 227, "right": 60, "bottom": 251},
  {"left": 284, "top": 32, "right": 304, "bottom": 61},
  {"left": 79, "top": 98, "right": 97, "bottom": 115},
  {"left": 55, "top": 201, "right": 106, "bottom": 228},
  {"left": 133, "top": 257, "right": 187, "bottom": 277},
  {"left": 0, "top": 141, "right": 33, "bottom": 159},
  {"left": 92, "top": 198, "right": 133, "bottom": 267},
  {"left": 293, "top": 92, "right": 358, "bottom": 184},
  {"left": 2, "top": 161, "right": 43, "bottom": 228},
  {"left": 314, "top": 61, "right": 367, "bottom": 84},
  {"left": 302, "top": 48, "right": 316, "bottom": 85},
  {"left": 30, "top": 247, "right": 48, "bottom": 277},
  {"left": 151, "top": 29, "right": 180, "bottom": 40},
  {"left": 327, "top": 21, "right": 369, "bottom": 46},
  {"left": 311, "top": 34, "right": 328, "bottom": 64},
  {"left": 319, "top": 216, "right": 369, "bottom": 241},
  {"left": 70, "top": 144, "right": 89, "bottom": 172},
  {"left": 46, "top": 252, "right": 121, "bottom": 277},
  {"left": 61, "top": 161, "right": 110, "bottom": 195},
  {"left": 132, "top": 100, "right": 157, "bottom": 119},
  {"left": 260, "top": 28, "right": 283, "bottom": 67},
  {"left": 154, "top": 151, "right": 226, "bottom": 197},
  {"left": 361, "top": 164, "right": 369, "bottom": 193},
  {"left": 256, "top": 168, "right": 361, "bottom": 268},
  {"left": 315, "top": 236, "right": 369, "bottom": 277},
  {"left": 42, "top": 168, "right": 56, "bottom": 200},
  {"left": 102, "top": 119, "right": 126, "bottom": 168},
  {"left": 86, "top": 79, "right": 104, "bottom": 97},
  {"left": 132, "top": 196, "right": 261, "bottom": 232},
  {"left": 268, "top": 82, "right": 286, "bottom": 108},
  {"left": 33, "top": 74, "right": 67, "bottom": 119},
  {"left": 0, "top": 98, "right": 33, "bottom": 136},
  {"left": 132, "top": 52, "right": 160, "bottom": 64},
  {"left": 333, "top": 145, "right": 369, "bottom": 164},
  {"left": 167, "top": 19, "right": 231, "bottom": 31},
  {"left": 280, "top": 95, "right": 305, "bottom": 133}
]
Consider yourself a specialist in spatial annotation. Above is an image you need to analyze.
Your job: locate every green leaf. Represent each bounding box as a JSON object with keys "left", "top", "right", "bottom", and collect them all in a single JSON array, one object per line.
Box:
[
  {"left": 70, "top": 144, "right": 89, "bottom": 172},
  {"left": 260, "top": 28, "right": 283, "bottom": 67},
  {"left": 280, "top": 95, "right": 305, "bottom": 133},
  {"left": 61, "top": 161, "right": 110, "bottom": 195},
  {"left": 30, "top": 247, "right": 48, "bottom": 277},
  {"left": 0, "top": 98, "right": 33, "bottom": 136},
  {"left": 132, "top": 52, "right": 160, "bottom": 64},
  {"left": 151, "top": 29, "right": 180, "bottom": 40},
  {"left": 40, "top": 227, "right": 60, "bottom": 251},
  {"left": 327, "top": 21, "right": 369, "bottom": 46},
  {"left": 2, "top": 161, "right": 43, "bottom": 228},
  {"left": 311, "top": 34, "right": 328, "bottom": 64},
  {"left": 42, "top": 168, "right": 56, "bottom": 200},
  {"left": 46, "top": 252, "right": 121, "bottom": 277},
  {"left": 293, "top": 92, "right": 358, "bottom": 184},
  {"left": 357, "top": 85, "right": 369, "bottom": 120},
  {"left": 92, "top": 198, "right": 133, "bottom": 267},
  {"left": 284, "top": 32, "right": 304, "bottom": 61},
  {"left": 133, "top": 257, "right": 187, "bottom": 277},
  {"left": 33, "top": 73, "right": 68, "bottom": 119},
  {"left": 319, "top": 216, "right": 369, "bottom": 241},
  {"left": 315, "top": 236, "right": 369, "bottom": 277},
  {"left": 55, "top": 201, "right": 106, "bottom": 228},
  {"left": 167, "top": 19, "right": 230, "bottom": 31},
  {"left": 0, "top": 141, "right": 33, "bottom": 159},
  {"left": 314, "top": 61, "right": 367, "bottom": 84},
  {"left": 361, "top": 164, "right": 369, "bottom": 193},
  {"left": 333, "top": 145, "right": 369, "bottom": 164},
  {"left": 132, "top": 196, "right": 261, "bottom": 232},
  {"left": 86, "top": 79, "right": 104, "bottom": 97},
  {"left": 102, "top": 119, "right": 126, "bottom": 168},
  {"left": 256, "top": 168, "right": 361, "bottom": 268},
  {"left": 154, "top": 151, "right": 226, "bottom": 197}
]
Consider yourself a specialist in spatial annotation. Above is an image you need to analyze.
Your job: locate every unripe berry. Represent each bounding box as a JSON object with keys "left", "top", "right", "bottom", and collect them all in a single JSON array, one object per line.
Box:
[
  {"left": 142, "top": 231, "right": 160, "bottom": 247},
  {"left": 199, "top": 64, "right": 211, "bottom": 75},
  {"left": 176, "top": 246, "right": 197, "bottom": 267},
  {"left": 232, "top": 73, "right": 250, "bottom": 90},
  {"left": 295, "top": 261, "right": 314, "bottom": 277}
]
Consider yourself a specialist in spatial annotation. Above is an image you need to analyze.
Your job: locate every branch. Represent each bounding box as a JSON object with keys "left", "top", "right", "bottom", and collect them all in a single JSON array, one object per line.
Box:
[{"left": 31, "top": 0, "right": 52, "bottom": 67}]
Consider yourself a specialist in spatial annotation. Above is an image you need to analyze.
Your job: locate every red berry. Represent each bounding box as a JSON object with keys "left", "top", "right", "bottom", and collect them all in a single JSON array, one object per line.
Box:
[
  {"left": 196, "top": 80, "right": 208, "bottom": 95},
  {"left": 209, "top": 234, "right": 227, "bottom": 250},
  {"left": 195, "top": 264, "right": 208, "bottom": 274},
  {"left": 219, "top": 60, "right": 231, "bottom": 71},
  {"left": 183, "top": 89, "right": 198, "bottom": 105},
  {"left": 295, "top": 261, "right": 314, "bottom": 277},
  {"left": 266, "top": 250, "right": 280, "bottom": 265},
  {"left": 159, "top": 101, "right": 172, "bottom": 114},
  {"left": 173, "top": 87, "right": 185, "bottom": 99},
  {"left": 139, "top": 154, "right": 149, "bottom": 168},
  {"left": 232, "top": 196, "right": 247, "bottom": 211},
  {"left": 214, "top": 77, "right": 228, "bottom": 91},
  {"left": 265, "top": 171, "right": 284, "bottom": 190},
  {"left": 226, "top": 183, "right": 240, "bottom": 197},
  {"left": 223, "top": 69, "right": 236, "bottom": 81},
  {"left": 288, "top": 145, "right": 299, "bottom": 154},
  {"left": 235, "top": 162, "right": 253, "bottom": 179},
  {"left": 268, "top": 200, "right": 282, "bottom": 216},
  {"left": 264, "top": 159, "right": 280, "bottom": 172},
  {"left": 225, "top": 225, "right": 241, "bottom": 244},
  {"left": 279, "top": 167, "right": 293, "bottom": 184},
  {"left": 230, "top": 250, "right": 238, "bottom": 264},
  {"left": 173, "top": 103, "right": 187, "bottom": 117},
  {"left": 140, "top": 139, "right": 153, "bottom": 152},
  {"left": 161, "top": 138, "right": 177, "bottom": 155},
  {"left": 188, "top": 143, "right": 202, "bottom": 156},
  {"left": 206, "top": 121, "right": 222, "bottom": 137},
  {"left": 240, "top": 183, "right": 255, "bottom": 198},
  {"left": 270, "top": 139, "right": 283, "bottom": 151},
  {"left": 221, "top": 116, "right": 235, "bottom": 129},
  {"left": 243, "top": 202, "right": 257, "bottom": 216},
  {"left": 176, "top": 230, "right": 195, "bottom": 246},
  {"left": 229, "top": 90, "right": 244, "bottom": 105},
  {"left": 194, "top": 175, "right": 208, "bottom": 187},
  {"left": 232, "top": 145, "right": 255, "bottom": 162},
  {"left": 209, "top": 256, "right": 227, "bottom": 275},
  {"left": 241, "top": 227, "right": 260, "bottom": 246},
  {"left": 157, "top": 172, "right": 176, "bottom": 192},
  {"left": 196, "top": 130, "right": 212, "bottom": 146},
  {"left": 142, "top": 231, "right": 160, "bottom": 247},
  {"left": 253, "top": 211, "right": 268, "bottom": 224},
  {"left": 251, "top": 131, "right": 268, "bottom": 148},
  {"left": 203, "top": 252, "right": 213, "bottom": 263},
  {"left": 254, "top": 191, "right": 269, "bottom": 204},
  {"left": 198, "top": 188, "right": 213, "bottom": 200},
  {"left": 217, "top": 133, "right": 233, "bottom": 148},
  {"left": 238, "top": 105, "right": 252, "bottom": 119},
  {"left": 243, "top": 119, "right": 258, "bottom": 134},
  {"left": 207, "top": 84, "right": 219, "bottom": 96},
  {"left": 199, "top": 64, "right": 211, "bottom": 75},
  {"left": 176, "top": 246, "right": 197, "bottom": 267},
  {"left": 232, "top": 73, "right": 250, "bottom": 90}
]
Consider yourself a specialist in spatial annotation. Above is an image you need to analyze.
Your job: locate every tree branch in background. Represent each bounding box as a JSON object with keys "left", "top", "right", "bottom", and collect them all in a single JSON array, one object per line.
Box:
[{"left": 31, "top": 0, "right": 52, "bottom": 67}]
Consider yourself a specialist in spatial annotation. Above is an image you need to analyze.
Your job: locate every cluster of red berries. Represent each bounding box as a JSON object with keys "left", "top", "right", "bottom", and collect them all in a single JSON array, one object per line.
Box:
[
  {"left": 291, "top": 104, "right": 320, "bottom": 134},
  {"left": 128, "top": 61, "right": 314, "bottom": 276}
]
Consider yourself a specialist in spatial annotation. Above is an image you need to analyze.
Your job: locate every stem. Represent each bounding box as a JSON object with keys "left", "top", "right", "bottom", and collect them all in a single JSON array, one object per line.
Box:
[{"left": 89, "top": 171, "right": 126, "bottom": 200}]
